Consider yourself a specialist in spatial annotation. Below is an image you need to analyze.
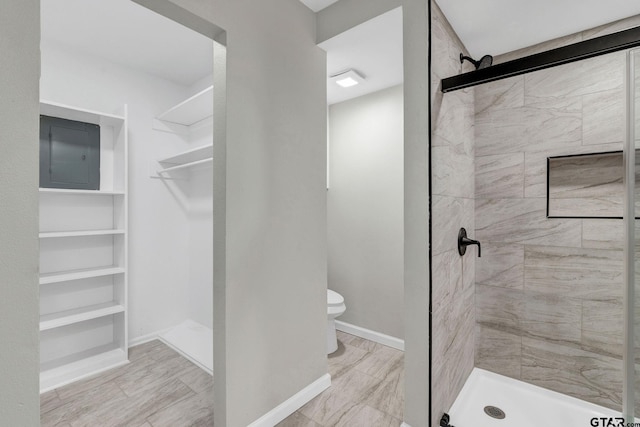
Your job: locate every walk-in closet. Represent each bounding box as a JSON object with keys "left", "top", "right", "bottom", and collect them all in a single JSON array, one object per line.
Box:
[{"left": 39, "top": 0, "right": 214, "bottom": 393}]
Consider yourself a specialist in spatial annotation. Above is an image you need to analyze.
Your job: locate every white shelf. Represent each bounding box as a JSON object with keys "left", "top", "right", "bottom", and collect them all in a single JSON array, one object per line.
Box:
[
  {"left": 41, "top": 100, "right": 125, "bottom": 128},
  {"left": 158, "top": 158, "right": 213, "bottom": 175},
  {"left": 157, "top": 86, "right": 213, "bottom": 126},
  {"left": 40, "top": 302, "right": 125, "bottom": 331},
  {"left": 39, "top": 100, "right": 129, "bottom": 393},
  {"left": 40, "top": 266, "right": 125, "bottom": 285},
  {"left": 158, "top": 144, "right": 213, "bottom": 165},
  {"left": 39, "top": 188, "right": 125, "bottom": 196},
  {"left": 40, "top": 348, "right": 128, "bottom": 393},
  {"left": 40, "top": 229, "right": 125, "bottom": 239}
]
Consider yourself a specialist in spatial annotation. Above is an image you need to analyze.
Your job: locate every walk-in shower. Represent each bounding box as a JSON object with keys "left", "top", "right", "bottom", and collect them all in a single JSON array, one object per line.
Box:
[{"left": 431, "top": 2, "right": 640, "bottom": 424}]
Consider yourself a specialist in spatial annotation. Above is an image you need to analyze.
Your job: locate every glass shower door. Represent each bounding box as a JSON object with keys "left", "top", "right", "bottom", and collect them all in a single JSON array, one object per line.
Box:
[{"left": 627, "top": 48, "right": 640, "bottom": 423}]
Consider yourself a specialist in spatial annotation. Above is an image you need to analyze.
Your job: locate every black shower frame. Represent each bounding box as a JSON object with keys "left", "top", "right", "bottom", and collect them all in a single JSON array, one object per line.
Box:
[{"left": 441, "top": 25, "right": 640, "bottom": 92}]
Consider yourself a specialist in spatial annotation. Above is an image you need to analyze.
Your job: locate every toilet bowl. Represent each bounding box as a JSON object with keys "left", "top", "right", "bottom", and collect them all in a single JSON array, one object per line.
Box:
[{"left": 327, "top": 289, "right": 346, "bottom": 354}]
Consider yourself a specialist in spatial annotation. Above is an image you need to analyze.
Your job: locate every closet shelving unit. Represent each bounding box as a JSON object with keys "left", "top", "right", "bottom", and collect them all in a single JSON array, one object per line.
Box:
[
  {"left": 39, "top": 100, "right": 129, "bottom": 393},
  {"left": 155, "top": 86, "right": 214, "bottom": 178},
  {"left": 152, "top": 87, "right": 214, "bottom": 374}
]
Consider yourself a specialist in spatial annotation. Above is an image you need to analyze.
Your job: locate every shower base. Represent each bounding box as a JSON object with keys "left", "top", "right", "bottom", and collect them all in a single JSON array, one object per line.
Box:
[{"left": 449, "top": 368, "right": 630, "bottom": 427}]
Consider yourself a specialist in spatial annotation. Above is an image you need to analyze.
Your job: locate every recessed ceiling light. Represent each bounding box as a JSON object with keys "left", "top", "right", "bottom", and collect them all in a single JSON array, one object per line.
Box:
[{"left": 330, "top": 69, "right": 365, "bottom": 88}]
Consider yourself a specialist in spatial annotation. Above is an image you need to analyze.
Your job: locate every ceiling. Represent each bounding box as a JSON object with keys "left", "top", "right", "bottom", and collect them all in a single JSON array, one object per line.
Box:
[
  {"left": 319, "top": 8, "right": 403, "bottom": 105},
  {"left": 41, "top": 0, "right": 213, "bottom": 87},
  {"left": 303, "top": 0, "right": 640, "bottom": 59},
  {"left": 436, "top": 0, "right": 640, "bottom": 58},
  {"left": 299, "top": 0, "right": 340, "bottom": 12}
]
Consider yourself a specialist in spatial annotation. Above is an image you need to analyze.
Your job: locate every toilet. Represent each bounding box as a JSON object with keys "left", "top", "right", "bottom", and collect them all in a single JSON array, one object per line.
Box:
[{"left": 327, "top": 289, "right": 346, "bottom": 354}]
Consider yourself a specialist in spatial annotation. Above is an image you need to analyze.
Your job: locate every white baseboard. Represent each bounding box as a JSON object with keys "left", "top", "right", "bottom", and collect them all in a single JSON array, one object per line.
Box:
[
  {"left": 247, "top": 374, "right": 331, "bottom": 427},
  {"left": 335, "top": 320, "right": 404, "bottom": 351},
  {"left": 128, "top": 327, "right": 171, "bottom": 348},
  {"left": 400, "top": 423, "right": 412, "bottom": 427}
]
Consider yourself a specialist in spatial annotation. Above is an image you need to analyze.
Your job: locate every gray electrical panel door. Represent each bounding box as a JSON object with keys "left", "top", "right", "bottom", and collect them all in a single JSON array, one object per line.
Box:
[{"left": 40, "top": 115, "right": 100, "bottom": 190}]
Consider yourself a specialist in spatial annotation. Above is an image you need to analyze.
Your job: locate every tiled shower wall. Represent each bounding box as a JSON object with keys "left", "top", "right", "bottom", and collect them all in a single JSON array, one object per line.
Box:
[
  {"left": 474, "top": 49, "right": 627, "bottom": 409},
  {"left": 430, "top": 3, "right": 475, "bottom": 424}
]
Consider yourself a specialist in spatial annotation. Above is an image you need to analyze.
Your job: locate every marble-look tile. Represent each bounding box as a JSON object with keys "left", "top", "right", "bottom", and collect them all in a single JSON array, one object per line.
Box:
[
  {"left": 583, "top": 89, "right": 625, "bottom": 146},
  {"left": 475, "top": 242, "right": 524, "bottom": 289},
  {"left": 333, "top": 403, "right": 401, "bottom": 427},
  {"left": 447, "top": 314, "right": 474, "bottom": 405},
  {"left": 475, "top": 198, "right": 582, "bottom": 247},
  {"left": 475, "top": 97, "right": 582, "bottom": 157},
  {"left": 146, "top": 391, "right": 213, "bottom": 427},
  {"left": 582, "top": 14, "right": 640, "bottom": 41},
  {"left": 432, "top": 250, "right": 455, "bottom": 313},
  {"left": 298, "top": 381, "right": 361, "bottom": 425},
  {"left": 432, "top": 137, "right": 474, "bottom": 199},
  {"left": 353, "top": 345, "right": 403, "bottom": 381},
  {"left": 521, "top": 291, "right": 582, "bottom": 344},
  {"left": 475, "top": 153, "right": 524, "bottom": 199},
  {"left": 582, "top": 299, "right": 623, "bottom": 359},
  {"left": 434, "top": 88, "right": 474, "bottom": 152},
  {"left": 476, "top": 284, "right": 522, "bottom": 334},
  {"left": 523, "top": 142, "right": 623, "bottom": 198},
  {"left": 461, "top": 247, "right": 475, "bottom": 302},
  {"left": 548, "top": 152, "right": 623, "bottom": 217},
  {"left": 474, "top": 76, "right": 524, "bottom": 115},
  {"left": 494, "top": 33, "right": 583, "bottom": 65},
  {"left": 328, "top": 341, "right": 370, "bottom": 381},
  {"left": 431, "top": 3, "right": 463, "bottom": 80},
  {"left": 362, "top": 366, "right": 404, "bottom": 420},
  {"left": 524, "top": 52, "right": 624, "bottom": 102},
  {"left": 524, "top": 245, "right": 623, "bottom": 301},
  {"left": 582, "top": 219, "right": 624, "bottom": 250},
  {"left": 548, "top": 152, "right": 622, "bottom": 199},
  {"left": 521, "top": 337, "right": 623, "bottom": 411},
  {"left": 430, "top": 358, "right": 451, "bottom": 427},
  {"left": 433, "top": 196, "right": 474, "bottom": 255},
  {"left": 550, "top": 197, "right": 622, "bottom": 218},
  {"left": 276, "top": 412, "right": 322, "bottom": 427},
  {"left": 475, "top": 324, "right": 522, "bottom": 379}
]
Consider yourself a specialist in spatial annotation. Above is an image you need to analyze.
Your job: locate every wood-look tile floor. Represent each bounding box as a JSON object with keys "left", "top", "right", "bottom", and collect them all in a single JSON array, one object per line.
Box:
[
  {"left": 40, "top": 340, "right": 214, "bottom": 427},
  {"left": 278, "top": 331, "right": 404, "bottom": 427},
  {"left": 40, "top": 331, "right": 403, "bottom": 427}
]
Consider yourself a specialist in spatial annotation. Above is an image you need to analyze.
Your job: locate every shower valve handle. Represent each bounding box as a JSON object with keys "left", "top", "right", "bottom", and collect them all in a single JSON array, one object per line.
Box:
[{"left": 458, "top": 228, "right": 481, "bottom": 257}]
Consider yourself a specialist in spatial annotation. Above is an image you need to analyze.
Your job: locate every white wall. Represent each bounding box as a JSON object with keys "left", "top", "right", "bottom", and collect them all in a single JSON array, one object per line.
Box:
[
  {"left": 328, "top": 84, "right": 404, "bottom": 339},
  {"left": 188, "top": 117, "right": 214, "bottom": 329},
  {"left": 0, "top": 1, "right": 40, "bottom": 424},
  {"left": 40, "top": 39, "right": 197, "bottom": 341}
]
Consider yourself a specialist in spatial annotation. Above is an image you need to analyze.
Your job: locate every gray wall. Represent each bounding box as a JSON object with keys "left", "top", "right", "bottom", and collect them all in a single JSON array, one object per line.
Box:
[
  {"left": 430, "top": 3, "right": 476, "bottom": 425},
  {"left": 474, "top": 47, "right": 627, "bottom": 411},
  {"left": 328, "top": 84, "right": 404, "bottom": 339},
  {"left": 319, "top": 1, "right": 431, "bottom": 425},
  {"left": 0, "top": 0, "right": 40, "bottom": 425},
  {"left": 129, "top": 1, "right": 329, "bottom": 426}
]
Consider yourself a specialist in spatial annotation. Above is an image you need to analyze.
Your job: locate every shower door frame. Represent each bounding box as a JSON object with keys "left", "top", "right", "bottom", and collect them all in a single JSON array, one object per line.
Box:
[{"left": 624, "top": 48, "right": 638, "bottom": 423}]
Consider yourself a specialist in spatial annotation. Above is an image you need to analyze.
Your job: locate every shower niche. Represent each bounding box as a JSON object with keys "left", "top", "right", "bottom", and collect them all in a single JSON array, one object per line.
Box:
[{"left": 547, "top": 150, "right": 640, "bottom": 218}]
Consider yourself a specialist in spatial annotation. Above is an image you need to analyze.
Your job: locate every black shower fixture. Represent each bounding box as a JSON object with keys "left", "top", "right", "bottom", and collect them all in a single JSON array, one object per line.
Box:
[{"left": 460, "top": 53, "right": 493, "bottom": 70}]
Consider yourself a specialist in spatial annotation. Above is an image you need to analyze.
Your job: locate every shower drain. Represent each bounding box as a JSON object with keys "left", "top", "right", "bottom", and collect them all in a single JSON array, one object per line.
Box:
[{"left": 484, "top": 406, "right": 506, "bottom": 419}]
